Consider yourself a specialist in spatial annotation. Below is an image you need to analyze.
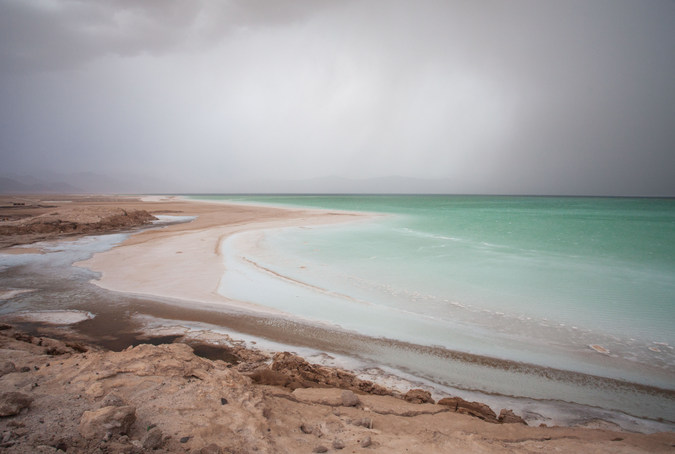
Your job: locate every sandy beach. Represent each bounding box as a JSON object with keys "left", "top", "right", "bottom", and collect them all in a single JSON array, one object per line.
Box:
[
  {"left": 1, "top": 194, "right": 674, "bottom": 453},
  {"left": 77, "top": 196, "right": 368, "bottom": 315}
]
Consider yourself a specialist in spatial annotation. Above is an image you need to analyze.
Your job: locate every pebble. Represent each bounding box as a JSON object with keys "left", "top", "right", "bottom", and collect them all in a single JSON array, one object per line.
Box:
[
  {"left": 0, "top": 392, "right": 33, "bottom": 417},
  {"left": 312, "top": 446, "right": 328, "bottom": 453},
  {"left": 180, "top": 436, "right": 191, "bottom": 443},
  {"left": 361, "top": 436, "right": 372, "bottom": 448},
  {"left": 0, "top": 361, "right": 16, "bottom": 376},
  {"left": 142, "top": 427, "right": 164, "bottom": 450},
  {"left": 101, "top": 393, "right": 124, "bottom": 407},
  {"left": 220, "top": 397, "right": 228, "bottom": 405},
  {"left": 300, "top": 424, "right": 313, "bottom": 434},
  {"left": 341, "top": 390, "right": 360, "bottom": 407},
  {"left": 332, "top": 439, "right": 345, "bottom": 450},
  {"left": 352, "top": 417, "right": 373, "bottom": 429}
]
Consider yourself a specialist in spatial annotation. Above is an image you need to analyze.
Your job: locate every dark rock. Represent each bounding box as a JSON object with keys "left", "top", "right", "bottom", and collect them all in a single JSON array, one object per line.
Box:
[
  {"left": 13, "top": 332, "right": 33, "bottom": 343},
  {"left": 313, "top": 446, "right": 328, "bottom": 453},
  {"left": 220, "top": 397, "right": 228, "bottom": 405},
  {"left": 438, "top": 397, "right": 498, "bottom": 423},
  {"left": 0, "top": 361, "right": 16, "bottom": 377},
  {"left": 497, "top": 409, "right": 527, "bottom": 424},
  {"left": 19, "top": 366, "right": 30, "bottom": 373},
  {"left": 66, "top": 342, "right": 88, "bottom": 353},
  {"left": 54, "top": 440, "right": 68, "bottom": 451},
  {"left": 180, "top": 436, "right": 191, "bottom": 443},
  {"left": 361, "top": 436, "right": 372, "bottom": 448},
  {"left": 404, "top": 389, "right": 434, "bottom": 404},
  {"left": 0, "top": 392, "right": 32, "bottom": 416},
  {"left": 0, "top": 324, "right": 11, "bottom": 330},
  {"left": 341, "top": 390, "right": 360, "bottom": 407},
  {"left": 79, "top": 405, "right": 136, "bottom": 439},
  {"left": 142, "top": 427, "right": 163, "bottom": 449},
  {"left": 300, "top": 424, "right": 313, "bottom": 434},
  {"left": 332, "top": 439, "right": 345, "bottom": 450},
  {"left": 45, "top": 346, "right": 69, "bottom": 356}
]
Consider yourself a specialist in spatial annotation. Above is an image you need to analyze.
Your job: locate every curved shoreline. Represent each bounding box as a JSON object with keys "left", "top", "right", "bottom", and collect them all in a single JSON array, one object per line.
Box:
[
  {"left": 3, "top": 194, "right": 674, "bottom": 433},
  {"left": 78, "top": 196, "right": 371, "bottom": 315}
]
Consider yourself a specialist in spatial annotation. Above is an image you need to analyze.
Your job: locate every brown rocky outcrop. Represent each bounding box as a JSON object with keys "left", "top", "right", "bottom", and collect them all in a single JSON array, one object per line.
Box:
[
  {"left": 142, "top": 426, "right": 164, "bottom": 449},
  {"left": 0, "top": 361, "right": 16, "bottom": 377},
  {"left": 0, "top": 207, "right": 156, "bottom": 248},
  {"left": 254, "top": 352, "right": 392, "bottom": 395},
  {"left": 437, "top": 396, "right": 498, "bottom": 422},
  {"left": 0, "top": 208, "right": 155, "bottom": 236},
  {"left": 498, "top": 408, "right": 527, "bottom": 424},
  {"left": 0, "top": 392, "right": 32, "bottom": 417},
  {"left": 404, "top": 388, "right": 435, "bottom": 404},
  {"left": 79, "top": 405, "right": 136, "bottom": 439},
  {"left": 0, "top": 325, "right": 672, "bottom": 453}
]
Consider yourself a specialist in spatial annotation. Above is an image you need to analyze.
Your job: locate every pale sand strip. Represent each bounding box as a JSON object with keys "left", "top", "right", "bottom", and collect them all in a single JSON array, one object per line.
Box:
[{"left": 77, "top": 197, "right": 368, "bottom": 314}]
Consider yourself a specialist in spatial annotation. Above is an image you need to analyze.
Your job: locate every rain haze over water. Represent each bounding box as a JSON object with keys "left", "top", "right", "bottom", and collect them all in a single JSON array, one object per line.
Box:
[{"left": 1, "top": 0, "right": 674, "bottom": 196}]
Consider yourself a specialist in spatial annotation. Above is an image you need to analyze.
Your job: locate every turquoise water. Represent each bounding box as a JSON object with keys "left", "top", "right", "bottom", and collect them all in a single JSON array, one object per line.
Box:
[
  {"left": 193, "top": 195, "right": 675, "bottom": 422},
  {"left": 204, "top": 195, "right": 674, "bottom": 337}
]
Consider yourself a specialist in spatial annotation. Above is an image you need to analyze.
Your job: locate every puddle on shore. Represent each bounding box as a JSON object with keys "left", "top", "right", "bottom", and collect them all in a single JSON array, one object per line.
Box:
[
  {"left": 6, "top": 319, "right": 240, "bottom": 364},
  {"left": 185, "top": 341, "right": 240, "bottom": 364}
]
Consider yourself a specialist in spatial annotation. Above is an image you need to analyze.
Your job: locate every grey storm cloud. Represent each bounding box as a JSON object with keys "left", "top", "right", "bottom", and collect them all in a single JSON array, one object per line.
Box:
[
  {"left": 0, "top": 0, "right": 339, "bottom": 72},
  {"left": 1, "top": 0, "right": 674, "bottom": 195}
]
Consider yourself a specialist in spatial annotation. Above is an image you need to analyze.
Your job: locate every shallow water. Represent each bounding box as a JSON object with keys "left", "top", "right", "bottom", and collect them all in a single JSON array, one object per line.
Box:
[
  {"left": 195, "top": 195, "right": 675, "bottom": 422},
  {"left": 2, "top": 199, "right": 674, "bottom": 430}
]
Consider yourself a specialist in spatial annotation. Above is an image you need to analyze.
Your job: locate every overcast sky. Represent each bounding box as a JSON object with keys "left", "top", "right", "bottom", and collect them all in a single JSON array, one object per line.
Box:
[{"left": 1, "top": 0, "right": 674, "bottom": 195}]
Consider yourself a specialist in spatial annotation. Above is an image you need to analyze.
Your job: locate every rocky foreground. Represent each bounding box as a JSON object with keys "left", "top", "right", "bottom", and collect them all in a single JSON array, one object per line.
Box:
[
  {"left": 1, "top": 325, "right": 673, "bottom": 454},
  {"left": 0, "top": 199, "right": 156, "bottom": 249}
]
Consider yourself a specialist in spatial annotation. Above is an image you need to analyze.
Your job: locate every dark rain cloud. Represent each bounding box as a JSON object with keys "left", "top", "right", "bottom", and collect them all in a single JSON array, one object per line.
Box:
[
  {"left": 1, "top": 0, "right": 674, "bottom": 195},
  {"left": 0, "top": 0, "right": 343, "bottom": 73}
]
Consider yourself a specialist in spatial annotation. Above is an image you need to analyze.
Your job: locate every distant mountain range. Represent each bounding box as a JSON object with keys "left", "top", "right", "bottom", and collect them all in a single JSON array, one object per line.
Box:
[
  {"left": 0, "top": 173, "right": 459, "bottom": 195},
  {"left": 0, "top": 176, "right": 83, "bottom": 194},
  {"left": 217, "top": 175, "right": 456, "bottom": 194},
  {"left": 0, "top": 172, "right": 171, "bottom": 195}
]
